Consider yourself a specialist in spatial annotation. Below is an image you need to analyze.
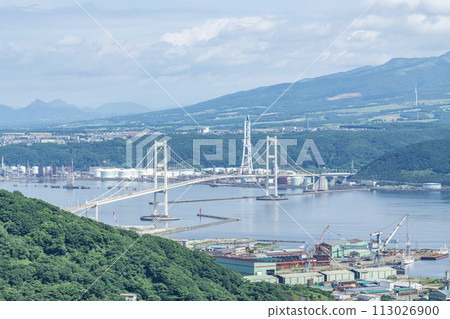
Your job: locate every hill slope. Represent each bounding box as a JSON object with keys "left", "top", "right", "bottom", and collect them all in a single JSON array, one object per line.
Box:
[
  {"left": 354, "top": 139, "right": 450, "bottom": 185},
  {"left": 108, "top": 51, "right": 450, "bottom": 129},
  {"left": 0, "top": 190, "right": 331, "bottom": 301}
]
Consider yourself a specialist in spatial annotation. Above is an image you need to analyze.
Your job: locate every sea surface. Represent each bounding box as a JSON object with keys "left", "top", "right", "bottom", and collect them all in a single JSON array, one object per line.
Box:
[{"left": 1, "top": 179, "right": 449, "bottom": 278}]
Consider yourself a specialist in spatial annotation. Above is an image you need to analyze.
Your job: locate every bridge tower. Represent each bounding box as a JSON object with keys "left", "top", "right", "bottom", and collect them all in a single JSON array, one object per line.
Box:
[
  {"left": 265, "top": 136, "right": 278, "bottom": 197},
  {"left": 257, "top": 136, "right": 287, "bottom": 200},
  {"left": 142, "top": 140, "right": 180, "bottom": 221},
  {"left": 240, "top": 115, "right": 253, "bottom": 175},
  {"left": 153, "top": 140, "right": 168, "bottom": 216}
]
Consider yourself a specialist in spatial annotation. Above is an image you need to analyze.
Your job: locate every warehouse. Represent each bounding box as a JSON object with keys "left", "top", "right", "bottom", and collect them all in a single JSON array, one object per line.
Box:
[
  {"left": 318, "top": 238, "right": 370, "bottom": 258},
  {"left": 214, "top": 257, "right": 276, "bottom": 276},
  {"left": 429, "top": 290, "right": 450, "bottom": 301},
  {"left": 244, "top": 275, "right": 278, "bottom": 284},
  {"left": 351, "top": 267, "right": 397, "bottom": 279},
  {"left": 277, "top": 272, "right": 324, "bottom": 285},
  {"left": 320, "top": 269, "right": 355, "bottom": 282}
]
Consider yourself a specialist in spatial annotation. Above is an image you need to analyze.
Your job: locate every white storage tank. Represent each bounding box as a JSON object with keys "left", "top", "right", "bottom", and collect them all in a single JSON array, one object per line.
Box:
[
  {"left": 118, "top": 169, "right": 133, "bottom": 179},
  {"left": 101, "top": 169, "right": 118, "bottom": 179},
  {"left": 31, "top": 166, "right": 39, "bottom": 175},
  {"left": 180, "top": 169, "right": 195, "bottom": 176},
  {"left": 291, "top": 176, "right": 303, "bottom": 186},
  {"left": 94, "top": 169, "right": 102, "bottom": 178},
  {"left": 423, "top": 183, "right": 442, "bottom": 190}
]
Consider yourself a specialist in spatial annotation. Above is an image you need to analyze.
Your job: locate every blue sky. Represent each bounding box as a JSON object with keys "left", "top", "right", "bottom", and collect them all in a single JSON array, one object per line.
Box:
[{"left": 0, "top": 0, "right": 449, "bottom": 109}]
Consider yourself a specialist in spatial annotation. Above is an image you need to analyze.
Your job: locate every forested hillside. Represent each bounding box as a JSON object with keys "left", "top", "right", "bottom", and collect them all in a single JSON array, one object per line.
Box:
[
  {"left": 354, "top": 139, "right": 450, "bottom": 185},
  {"left": 0, "top": 190, "right": 331, "bottom": 301},
  {"left": 2, "top": 123, "right": 450, "bottom": 171}
]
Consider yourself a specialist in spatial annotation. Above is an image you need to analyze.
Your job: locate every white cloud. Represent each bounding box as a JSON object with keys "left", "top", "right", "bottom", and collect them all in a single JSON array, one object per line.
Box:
[
  {"left": 376, "top": 0, "right": 420, "bottom": 9},
  {"left": 0, "top": 1, "right": 449, "bottom": 109},
  {"left": 58, "top": 35, "right": 82, "bottom": 46},
  {"left": 160, "top": 17, "right": 276, "bottom": 47},
  {"left": 421, "top": 0, "right": 450, "bottom": 13},
  {"left": 408, "top": 14, "right": 450, "bottom": 33},
  {"left": 347, "top": 30, "right": 380, "bottom": 42}
]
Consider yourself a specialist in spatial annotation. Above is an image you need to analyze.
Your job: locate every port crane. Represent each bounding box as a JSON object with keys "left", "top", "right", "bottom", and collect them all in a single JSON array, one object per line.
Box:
[
  {"left": 370, "top": 213, "right": 408, "bottom": 267},
  {"left": 305, "top": 225, "right": 330, "bottom": 272}
]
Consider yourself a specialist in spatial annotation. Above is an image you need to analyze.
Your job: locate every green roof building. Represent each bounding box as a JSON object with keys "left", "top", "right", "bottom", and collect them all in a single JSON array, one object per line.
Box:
[
  {"left": 278, "top": 272, "right": 324, "bottom": 285},
  {"left": 215, "top": 257, "right": 276, "bottom": 276},
  {"left": 320, "top": 269, "right": 355, "bottom": 282},
  {"left": 319, "top": 238, "right": 370, "bottom": 258},
  {"left": 351, "top": 267, "right": 397, "bottom": 279},
  {"left": 244, "top": 275, "right": 278, "bottom": 283}
]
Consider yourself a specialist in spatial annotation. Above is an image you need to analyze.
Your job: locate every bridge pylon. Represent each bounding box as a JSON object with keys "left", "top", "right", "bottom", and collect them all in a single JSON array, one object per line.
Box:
[
  {"left": 257, "top": 136, "right": 287, "bottom": 201},
  {"left": 141, "top": 140, "right": 180, "bottom": 221},
  {"left": 240, "top": 115, "right": 253, "bottom": 175}
]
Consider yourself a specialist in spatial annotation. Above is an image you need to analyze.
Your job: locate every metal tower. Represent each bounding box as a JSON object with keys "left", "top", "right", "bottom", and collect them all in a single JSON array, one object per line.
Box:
[
  {"left": 240, "top": 115, "right": 253, "bottom": 175},
  {"left": 152, "top": 140, "right": 169, "bottom": 217},
  {"left": 265, "top": 136, "right": 278, "bottom": 197},
  {"left": 441, "top": 270, "right": 450, "bottom": 290}
]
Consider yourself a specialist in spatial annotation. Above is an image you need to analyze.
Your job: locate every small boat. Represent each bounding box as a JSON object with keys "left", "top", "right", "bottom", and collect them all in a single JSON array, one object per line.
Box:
[
  {"left": 401, "top": 255, "right": 414, "bottom": 265},
  {"left": 439, "top": 244, "right": 448, "bottom": 254}
]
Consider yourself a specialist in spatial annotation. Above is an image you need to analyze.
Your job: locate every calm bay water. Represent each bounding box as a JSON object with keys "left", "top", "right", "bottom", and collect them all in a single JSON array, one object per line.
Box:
[{"left": 1, "top": 179, "right": 449, "bottom": 278}]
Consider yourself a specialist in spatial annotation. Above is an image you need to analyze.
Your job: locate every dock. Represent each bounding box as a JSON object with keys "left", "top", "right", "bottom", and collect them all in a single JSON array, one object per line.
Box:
[
  {"left": 421, "top": 253, "right": 449, "bottom": 260},
  {"left": 139, "top": 213, "right": 241, "bottom": 236}
]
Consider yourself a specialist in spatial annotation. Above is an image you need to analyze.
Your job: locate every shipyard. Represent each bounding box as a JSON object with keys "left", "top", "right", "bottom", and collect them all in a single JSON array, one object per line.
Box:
[
  {"left": 1, "top": 117, "right": 450, "bottom": 303},
  {"left": 2, "top": 1, "right": 450, "bottom": 311}
]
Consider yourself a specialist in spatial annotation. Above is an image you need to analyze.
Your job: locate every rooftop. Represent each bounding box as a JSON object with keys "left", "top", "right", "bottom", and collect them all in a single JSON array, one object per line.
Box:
[
  {"left": 351, "top": 267, "right": 396, "bottom": 273},
  {"left": 348, "top": 238, "right": 366, "bottom": 244},
  {"left": 244, "top": 275, "right": 277, "bottom": 281},
  {"left": 278, "top": 272, "right": 323, "bottom": 278},
  {"left": 320, "top": 270, "right": 353, "bottom": 275},
  {"left": 324, "top": 239, "right": 348, "bottom": 246}
]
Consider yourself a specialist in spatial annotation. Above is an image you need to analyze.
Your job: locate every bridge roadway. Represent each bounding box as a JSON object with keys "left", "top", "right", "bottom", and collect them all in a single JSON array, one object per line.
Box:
[
  {"left": 65, "top": 174, "right": 264, "bottom": 213},
  {"left": 65, "top": 172, "right": 354, "bottom": 214}
]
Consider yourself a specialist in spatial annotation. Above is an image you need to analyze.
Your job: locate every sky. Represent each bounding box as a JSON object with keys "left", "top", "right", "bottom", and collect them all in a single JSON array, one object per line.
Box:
[{"left": 0, "top": 0, "right": 449, "bottom": 110}]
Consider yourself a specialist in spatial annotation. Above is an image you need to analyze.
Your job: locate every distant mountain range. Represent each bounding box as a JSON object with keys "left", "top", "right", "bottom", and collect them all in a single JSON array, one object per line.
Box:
[
  {"left": 2, "top": 51, "right": 450, "bottom": 130},
  {"left": 114, "top": 51, "right": 450, "bottom": 129},
  {"left": 0, "top": 99, "right": 150, "bottom": 129}
]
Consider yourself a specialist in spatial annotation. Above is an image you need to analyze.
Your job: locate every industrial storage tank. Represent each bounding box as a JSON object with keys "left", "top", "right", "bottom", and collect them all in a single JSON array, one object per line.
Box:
[
  {"left": 118, "top": 169, "right": 133, "bottom": 179},
  {"left": 291, "top": 176, "right": 303, "bottom": 186},
  {"left": 423, "top": 183, "right": 442, "bottom": 190},
  {"left": 94, "top": 169, "right": 102, "bottom": 178},
  {"left": 129, "top": 169, "right": 139, "bottom": 178},
  {"left": 101, "top": 169, "right": 118, "bottom": 179},
  {"left": 31, "top": 166, "right": 39, "bottom": 175}
]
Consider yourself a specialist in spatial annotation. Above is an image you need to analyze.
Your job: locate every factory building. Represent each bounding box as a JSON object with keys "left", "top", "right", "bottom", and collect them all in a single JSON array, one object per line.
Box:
[
  {"left": 244, "top": 275, "right": 278, "bottom": 284},
  {"left": 277, "top": 273, "right": 324, "bottom": 285},
  {"left": 351, "top": 267, "right": 397, "bottom": 280},
  {"left": 214, "top": 257, "right": 276, "bottom": 276},
  {"left": 429, "top": 290, "right": 450, "bottom": 301},
  {"left": 320, "top": 270, "right": 355, "bottom": 282},
  {"left": 318, "top": 238, "right": 370, "bottom": 258}
]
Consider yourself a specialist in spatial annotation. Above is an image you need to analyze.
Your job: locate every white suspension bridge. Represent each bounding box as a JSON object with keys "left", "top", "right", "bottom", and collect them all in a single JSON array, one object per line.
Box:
[{"left": 65, "top": 117, "right": 354, "bottom": 222}]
